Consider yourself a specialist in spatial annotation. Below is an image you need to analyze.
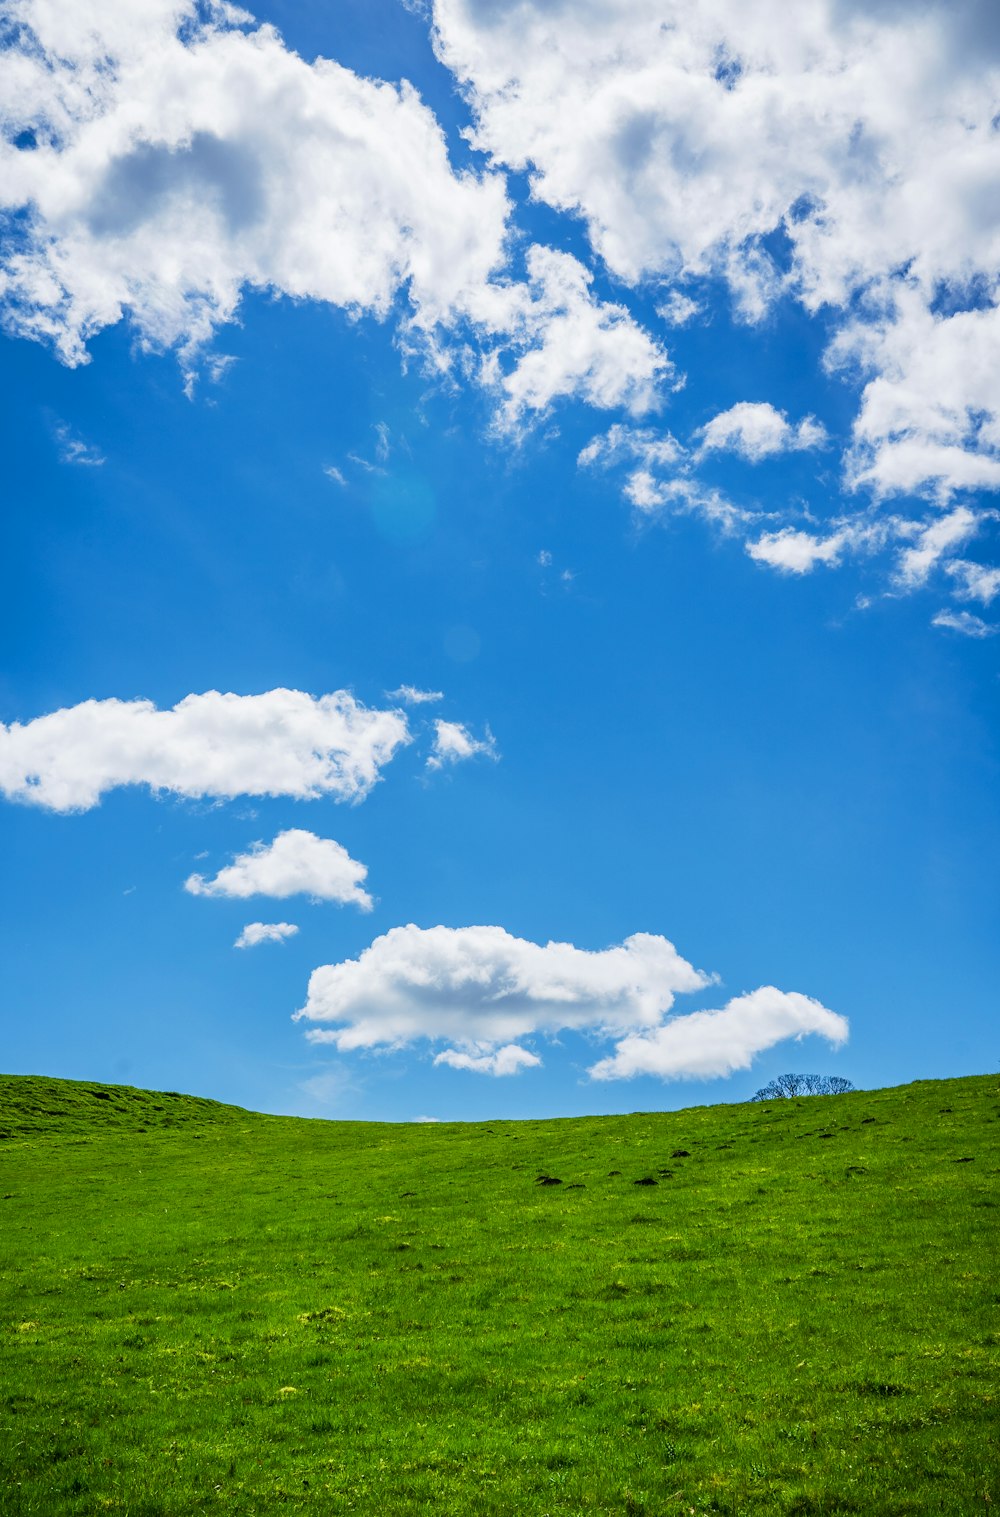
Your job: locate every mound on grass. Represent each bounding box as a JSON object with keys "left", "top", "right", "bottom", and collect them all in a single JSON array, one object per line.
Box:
[{"left": 1, "top": 1072, "right": 997, "bottom": 1515}]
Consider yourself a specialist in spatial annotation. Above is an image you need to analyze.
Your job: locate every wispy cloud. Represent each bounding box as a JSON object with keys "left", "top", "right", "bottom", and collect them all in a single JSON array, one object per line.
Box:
[
  {"left": 931, "top": 608, "right": 996, "bottom": 638},
  {"left": 386, "top": 685, "right": 444, "bottom": 706},
  {"left": 54, "top": 422, "right": 105, "bottom": 467},
  {"left": 894, "top": 507, "right": 984, "bottom": 590}
]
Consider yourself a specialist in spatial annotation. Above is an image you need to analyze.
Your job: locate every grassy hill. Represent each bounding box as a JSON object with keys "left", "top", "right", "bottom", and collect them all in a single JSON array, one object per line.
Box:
[
  {"left": 0, "top": 1072, "right": 996, "bottom": 1515},
  {"left": 0, "top": 1074, "right": 253, "bottom": 1139}
]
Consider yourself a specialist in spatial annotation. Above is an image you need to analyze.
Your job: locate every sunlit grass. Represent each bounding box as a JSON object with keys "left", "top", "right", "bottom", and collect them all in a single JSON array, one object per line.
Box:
[{"left": 1, "top": 1072, "right": 997, "bottom": 1514}]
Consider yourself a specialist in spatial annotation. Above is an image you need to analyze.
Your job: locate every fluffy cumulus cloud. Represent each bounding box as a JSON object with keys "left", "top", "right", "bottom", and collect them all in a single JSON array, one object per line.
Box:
[
  {"left": 0, "top": 688, "right": 410, "bottom": 812},
  {"left": 427, "top": 720, "right": 498, "bottom": 770},
  {"left": 187, "top": 829, "right": 372, "bottom": 908},
  {"left": 698, "top": 403, "right": 826, "bottom": 462},
  {"left": 234, "top": 921, "right": 299, "bottom": 949},
  {"left": 297, "top": 925, "right": 709, "bottom": 1051},
  {"left": 295, "top": 923, "right": 847, "bottom": 1081},
  {"left": 588, "top": 986, "right": 848, "bottom": 1081},
  {"left": 480, "top": 245, "right": 670, "bottom": 430},
  {"left": 0, "top": 0, "right": 667, "bottom": 424}
]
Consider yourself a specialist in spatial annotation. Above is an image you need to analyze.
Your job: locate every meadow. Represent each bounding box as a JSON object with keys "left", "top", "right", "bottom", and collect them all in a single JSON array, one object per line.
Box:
[{"left": 0, "top": 1071, "right": 997, "bottom": 1515}]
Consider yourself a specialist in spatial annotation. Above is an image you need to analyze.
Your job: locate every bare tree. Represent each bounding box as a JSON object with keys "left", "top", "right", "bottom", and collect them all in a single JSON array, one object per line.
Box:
[{"left": 751, "top": 1073, "right": 856, "bottom": 1101}]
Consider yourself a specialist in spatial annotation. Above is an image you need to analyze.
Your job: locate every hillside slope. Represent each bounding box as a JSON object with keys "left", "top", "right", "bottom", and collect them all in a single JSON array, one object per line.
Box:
[{"left": 1, "top": 1072, "right": 997, "bottom": 1515}]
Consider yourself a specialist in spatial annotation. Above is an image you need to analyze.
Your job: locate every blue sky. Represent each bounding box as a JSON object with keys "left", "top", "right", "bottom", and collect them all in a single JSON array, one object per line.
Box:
[{"left": 1, "top": 0, "right": 998, "bottom": 1120}]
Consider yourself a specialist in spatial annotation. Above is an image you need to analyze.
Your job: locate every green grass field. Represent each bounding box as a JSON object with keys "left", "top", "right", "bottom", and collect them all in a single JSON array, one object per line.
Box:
[{"left": 1, "top": 1072, "right": 997, "bottom": 1515}]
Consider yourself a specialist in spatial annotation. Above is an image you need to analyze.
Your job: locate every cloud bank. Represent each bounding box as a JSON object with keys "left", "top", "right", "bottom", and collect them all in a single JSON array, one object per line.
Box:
[
  {"left": 187, "top": 829, "right": 372, "bottom": 908},
  {"left": 0, "top": 689, "right": 410, "bottom": 812},
  {"left": 295, "top": 923, "right": 847, "bottom": 1080}
]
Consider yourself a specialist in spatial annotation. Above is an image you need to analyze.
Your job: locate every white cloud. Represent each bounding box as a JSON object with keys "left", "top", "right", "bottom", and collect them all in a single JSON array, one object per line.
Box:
[
  {"left": 587, "top": 986, "right": 848, "bottom": 1081},
  {"left": 296, "top": 925, "right": 710, "bottom": 1052},
  {"left": 834, "top": 291, "right": 1000, "bottom": 500},
  {"left": 578, "top": 423, "right": 685, "bottom": 474},
  {"left": 234, "top": 920, "right": 299, "bottom": 948},
  {"left": 584, "top": 417, "right": 991, "bottom": 595},
  {"left": 624, "top": 472, "right": 749, "bottom": 532},
  {"left": 894, "top": 506, "right": 983, "bottom": 590},
  {"left": 479, "top": 245, "right": 672, "bottom": 431},
  {"left": 656, "top": 291, "right": 701, "bottom": 327},
  {"left": 323, "top": 464, "right": 347, "bottom": 487},
  {"left": 54, "top": 421, "right": 105, "bottom": 466},
  {"left": 0, "top": 688, "right": 410, "bottom": 812},
  {"left": 746, "top": 525, "right": 854, "bottom": 575},
  {"left": 434, "top": 1043, "right": 541, "bottom": 1076},
  {"left": 580, "top": 425, "right": 750, "bottom": 531},
  {"left": 945, "top": 559, "right": 1000, "bottom": 605},
  {"left": 187, "top": 829, "right": 372, "bottom": 907},
  {"left": 698, "top": 402, "right": 826, "bottom": 462},
  {"left": 0, "top": 1, "right": 506, "bottom": 370},
  {"left": 296, "top": 922, "right": 846, "bottom": 1082},
  {"left": 427, "top": 719, "right": 498, "bottom": 770},
  {"left": 385, "top": 685, "right": 444, "bottom": 705},
  {"left": 931, "top": 608, "right": 996, "bottom": 638},
  {"left": 0, "top": 1, "right": 669, "bottom": 426}
]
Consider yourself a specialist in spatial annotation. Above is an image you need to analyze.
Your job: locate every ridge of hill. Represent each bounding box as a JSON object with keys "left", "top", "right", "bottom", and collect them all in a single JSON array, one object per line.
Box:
[{"left": 1, "top": 1068, "right": 995, "bottom": 1139}]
